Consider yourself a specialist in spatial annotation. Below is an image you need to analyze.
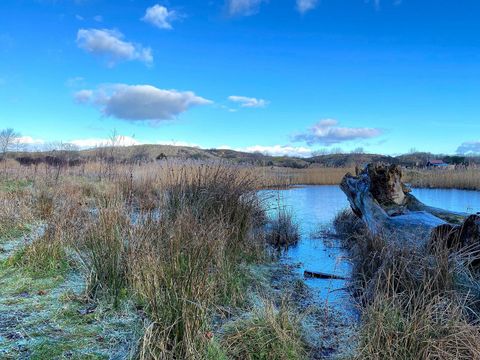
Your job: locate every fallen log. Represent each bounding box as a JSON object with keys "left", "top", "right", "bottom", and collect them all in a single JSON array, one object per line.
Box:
[
  {"left": 340, "top": 163, "right": 480, "bottom": 252},
  {"left": 304, "top": 270, "right": 348, "bottom": 280}
]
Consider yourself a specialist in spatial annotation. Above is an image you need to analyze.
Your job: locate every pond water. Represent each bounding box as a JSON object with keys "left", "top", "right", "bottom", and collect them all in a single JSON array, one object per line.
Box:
[{"left": 264, "top": 186, "right": 480, "bottom": 313}]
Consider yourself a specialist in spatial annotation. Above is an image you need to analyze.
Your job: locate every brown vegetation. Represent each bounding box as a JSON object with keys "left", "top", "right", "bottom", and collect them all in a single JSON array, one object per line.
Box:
[
  {"left": 405, "top": 167, "right": 480, "bottom": 190},
  {"left": 0, "top": 159, "right": 308, "bottom": 359},
  {"left": 334, "top": 210, "right": 480, "bottom": 359}
]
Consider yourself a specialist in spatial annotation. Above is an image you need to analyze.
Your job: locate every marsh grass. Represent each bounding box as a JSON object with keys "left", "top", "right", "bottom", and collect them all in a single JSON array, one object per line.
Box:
[
  {"left": 334, "top": 209, "right": 480, "bottom": 359},
  {"left": 332, "top": 208, "right": 365, "bottom": 243},
  {"left": 132, "top": 211, "right": 230, "bottom": 359},
  {"left": 81, "top": 203, "right": 130, "bottom": 306},
  {"left": 0, "top": 187, "right": 33, "bottom": 240},
  {"left": 266, "top": 207, "right": 300, "bottom": 247},
  {"left": 7, "top": 229, "right": 69, "bottom": 278},
  {"left": 257, "top": 166, "right": 354, "bottom": 188},
  {"left": 128, "top": 165, "right": 269, "bottom": 359},
  {"left": 220, "top": 298, "right": 307, "bottom": 360},
  {"left": 0, "top": 159, "right": 312, "bottom": 359},
  {"left": 406, "top": 167, "right": 480, "bottom": 191}
]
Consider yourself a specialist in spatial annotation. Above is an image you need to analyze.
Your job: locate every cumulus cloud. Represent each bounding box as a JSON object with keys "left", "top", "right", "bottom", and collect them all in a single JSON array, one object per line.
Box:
[
  {"left": 227, "top": 0, "right": 266, "bottom": 16},
  {"left": 74, "top": 84, "right": 212, "bottom": 123},
  {"left": 142, "top": 4, "right": 177, "bottom": 29},
  {"left": 239, "top": 145, "right": 312, "bottom": 157},
  {"left": 228, "top": 95, "right": 268, "bottom": 108},
  {"left": 76, "top": 28, "right": 153, "bottom": 66},
  {"left": 16, "top": 136, "right": 45, "bottom": 145},
  {"left": 457, "top": 141, "right": 480, "bottom": 155},
  {"left": 293, "top": 119, "right": 382, "bottom": 145},
  {"left": 296, "top": 0, "right": 318, "bottom": 13}
]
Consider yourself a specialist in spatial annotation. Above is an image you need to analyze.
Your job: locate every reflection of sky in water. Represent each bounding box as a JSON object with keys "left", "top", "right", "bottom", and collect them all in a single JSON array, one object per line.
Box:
[
  {"left": 411, "top": 188, "right": 480, "bottom": 214},
  {"left": 262, "top": 186, "right": 480, "bottom": 311}
]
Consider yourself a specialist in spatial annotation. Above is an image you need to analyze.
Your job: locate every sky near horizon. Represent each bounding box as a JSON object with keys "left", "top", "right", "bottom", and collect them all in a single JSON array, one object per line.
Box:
[{"left": 1, "top": 0, "right": 480, "bottom": 157}]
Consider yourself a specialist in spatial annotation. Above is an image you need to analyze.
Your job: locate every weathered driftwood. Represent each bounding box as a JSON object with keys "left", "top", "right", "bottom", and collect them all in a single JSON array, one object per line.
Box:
[{"left": 340, "top": 163, "right": 480, "bottom": 251}]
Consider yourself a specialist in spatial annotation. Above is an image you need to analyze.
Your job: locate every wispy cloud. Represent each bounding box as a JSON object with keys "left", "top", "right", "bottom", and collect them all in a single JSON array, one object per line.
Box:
[
  {"left": 76, "top": 28, "right": 153, "bottom": 66},
  {"left": 228, "top": 95, "right": 268, "bottom": 108},
  {"left": 296, "top": 0, "right": 318, "bottom": 14},
  {"left": 66, "top": 76, "right": 86, "bottom": 88},
  {"left": 74, "top": 84, "right": 212, "bottom": 124},
  {"left": 457, "top": 141, "right": 480, "bottom": 155},
  {"left": 293, "top": 119, "right": 382, "bottom": 145},
  {"left": 142, "top": 4, "right": 177, "bottom": 29},
  {"left": 227, "top": 0, "right": 267, "bottom": 16}
]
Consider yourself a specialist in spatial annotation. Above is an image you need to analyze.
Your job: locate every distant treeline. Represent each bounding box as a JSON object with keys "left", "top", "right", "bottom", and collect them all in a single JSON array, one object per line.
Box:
[
  {"left": 6, "top": 148, "right": 480, "bottom": 170},
  {"left": 15, "top": 156, "right": 85, "bottom": 167}
]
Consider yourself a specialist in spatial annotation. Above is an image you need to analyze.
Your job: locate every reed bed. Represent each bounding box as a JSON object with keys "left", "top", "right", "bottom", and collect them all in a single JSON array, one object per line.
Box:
[
  {"left": 255, "top": 166, "right": 354, "bottom": 187},
  {"left": 405, "top": 167, "right": 480, "bottom": 191}
]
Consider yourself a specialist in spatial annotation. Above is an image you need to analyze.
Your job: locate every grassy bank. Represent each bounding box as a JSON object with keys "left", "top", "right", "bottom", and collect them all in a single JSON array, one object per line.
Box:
[
  {"left": 334, "top": 209, "right": 480, "bottom": 359},
  {"left": 0, "top": 161, "right": 314, "bottom": 359}
]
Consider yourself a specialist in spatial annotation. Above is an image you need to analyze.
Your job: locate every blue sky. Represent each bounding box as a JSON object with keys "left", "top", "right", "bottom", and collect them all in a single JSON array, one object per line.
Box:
[{"left": 1, "top": 0, "right": 480, "bottom": 156}]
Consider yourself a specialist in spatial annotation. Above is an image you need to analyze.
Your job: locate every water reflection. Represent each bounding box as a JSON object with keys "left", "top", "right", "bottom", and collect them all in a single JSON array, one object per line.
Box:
[{"left": 264, "top": 185, "right": 480, "bottom": 312}]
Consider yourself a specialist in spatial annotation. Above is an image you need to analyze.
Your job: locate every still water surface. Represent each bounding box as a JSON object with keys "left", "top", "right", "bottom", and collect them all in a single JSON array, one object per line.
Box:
[{"left": 264, "top": 186, "right": 480, "bottom": 310}]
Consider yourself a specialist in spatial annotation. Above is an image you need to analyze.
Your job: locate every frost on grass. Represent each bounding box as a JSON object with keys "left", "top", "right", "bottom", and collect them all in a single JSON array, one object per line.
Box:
[{"left": 0, "top": 239, "right": 142, "bottom": 359}]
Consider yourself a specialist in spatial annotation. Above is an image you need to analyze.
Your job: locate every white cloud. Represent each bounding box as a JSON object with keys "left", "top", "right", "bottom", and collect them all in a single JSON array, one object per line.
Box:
[
  {"left": 142, "top": 4, "right": 176, "bottom": 29},
  {"left": 74, "top": 89, "right": 93, "bottom": 103},
  {"left": 155, "top": 140, "right": 201, "bottom": 148},
  {"left": 227, "top": 0, "right": 266, "bottom": 16},
  {"left": 457, "top": 141, "right": 480, "bottom": 155},
  {"left": 93, "top": 15, "right": 103, "bottom": 22},
  {"left": 16, "top": 136, "right": 45, "bottom": 145},
  {"left": 296, "top": 0, "right": 318, "bottom": 14},
  {"left": 75, "top": 84, "right": 212, "bottom": 123},
  {"left": 76, "top": 28, "right": 153, "bottom": 66},
  {"left": 239, "top": 145, "right": 312, "bottom": 157},
  {"left": 228, "top": 95, "right": 268, "bottom": 108},
  {"left": 69, "top": 135, "right": 141, "bottom": 149},
  {"left": 75, "top": 14, "right": 84, "bottom": 21},
  {"left": 293, "top": 119, "right": 382, "bottom": 145}
]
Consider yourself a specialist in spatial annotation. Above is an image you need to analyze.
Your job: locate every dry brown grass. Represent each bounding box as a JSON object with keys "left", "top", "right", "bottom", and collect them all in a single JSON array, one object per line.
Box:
[
  {"left": 220, "top": 298, "right": 306, "bottom": 360},
  {"left": 256, "top": 166, "right": 354, "bottom": 187},
  {"left": 405, "top": 167, "right": 480, "bottom": 190},
  {"left": 334, "top": 209, "right": 480, "bottom": 360},
  {"left": 0, "top": 160, "right": 272, "bottom": 358}
]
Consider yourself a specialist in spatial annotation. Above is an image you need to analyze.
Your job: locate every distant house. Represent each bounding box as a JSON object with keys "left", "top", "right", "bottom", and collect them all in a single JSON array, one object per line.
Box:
[{"left": 426, "top": 159, "right": 449, "bottom": 168}]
